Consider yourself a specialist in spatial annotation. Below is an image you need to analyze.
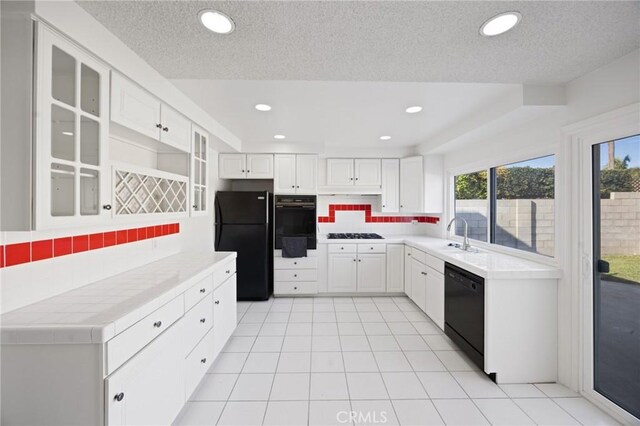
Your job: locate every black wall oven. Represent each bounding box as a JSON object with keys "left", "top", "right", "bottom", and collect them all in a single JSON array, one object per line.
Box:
[{"left": 274, "top": 195, "right": 317, "bottom": 250}]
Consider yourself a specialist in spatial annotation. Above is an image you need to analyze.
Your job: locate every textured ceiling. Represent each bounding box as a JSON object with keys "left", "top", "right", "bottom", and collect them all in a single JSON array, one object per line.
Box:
[{"left": 77, "top": 1, "right": 640, "bottom": 84}]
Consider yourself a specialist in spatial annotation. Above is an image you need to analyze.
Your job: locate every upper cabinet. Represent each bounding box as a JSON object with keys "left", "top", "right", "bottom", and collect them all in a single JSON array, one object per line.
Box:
[
  {"left": 110, "top": 72, "right": 190, "bottom": 153},
  {"left": 191, "top": 125, "right": 209, "bottom": 216},
  {"left": 274, "top": 154, "right": 318, "bottom": 194},
  {"left": 34, "top": 26, "right": 111, "bottom": 229},
  {"left": 381, "top": 159, "right": 400, "bottom": 212},
  {"left": 219, "top": 154, "right": 273, "bottom": 179},
  {"left": 400, "top": 156, "right": 424, "bottom": 213},
  {"left": 326, "top": 158, "right": 381, "bottom": 187}
]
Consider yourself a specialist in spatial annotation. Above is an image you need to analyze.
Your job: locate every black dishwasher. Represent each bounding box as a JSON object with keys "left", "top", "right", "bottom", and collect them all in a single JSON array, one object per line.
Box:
[{"left": 444, "top": 262, "right": 485, "bottom": 371}]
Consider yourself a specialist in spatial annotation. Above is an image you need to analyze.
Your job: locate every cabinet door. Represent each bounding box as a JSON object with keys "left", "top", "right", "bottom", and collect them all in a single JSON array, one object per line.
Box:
[
  {"left": 159, "top": 105, "right": 191, "bottom": 152},
  {"left": 219, "top": 154, "right": 246, "bottom": 179},
  {"left": 213, "top": 275, "right": 237, "bottom": 357},
  {"left": 327, "top": 159, "right": 354, "bottom": 186},
  {"left": 357, "top": 253, "right": 386, "bottom": 292},
  {"left": 191, "top": 125, "right": 209, "bottom": 216},
  {"left": 110, "top": 71, "right": 161, "bottom": 140},
  {"left": 410, "top": 258, "right": 427, "bottom": 312},
  {"left": 35, "top": 26, "right": 111, "bottom": 229},
  {"left": 404, "top": 246, "right": 413, "bottom": 298},
  {"left": 354, "top": 159, "right": 381, "bottom": 186},
  {"left": 274, "top": 154, "right": 297, "bottom": 194},
  {"left": 386, "top": 244, "right": 404, "bottom": 292},
  {"left": 425, "top": 269, "right": 445, "bottom": 330},
  {"left": 381, "top": 159, "right": 400, "bottom": 212},
  {"left": 105, "top": 322, "right": 185, "bottom": 426},
  {"left": 400, "top": 156, "right": 424, "bottom": 213},
  {"left": 246, "top": 154, "right": 274, "bottom": 179},
  {"left": 328, "top": 253, "right": 357, "bottom": 292},
  {"left": 296, "top": 155, "right": 318, "bottom": 194}
]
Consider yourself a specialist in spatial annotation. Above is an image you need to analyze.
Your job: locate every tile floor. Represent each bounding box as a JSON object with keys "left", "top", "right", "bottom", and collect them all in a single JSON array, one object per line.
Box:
[{"left": 174, "top": 296, "right": 620, "bottom": 426}]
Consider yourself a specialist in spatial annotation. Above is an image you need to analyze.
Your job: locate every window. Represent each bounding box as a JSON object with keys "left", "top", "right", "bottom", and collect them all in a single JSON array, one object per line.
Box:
[
  {"left": 451, "top": 154, "right": 556, "bottom": 257},
  {"left": 454, "top": 170, "right": 488, "bottom": 242},
  {"left": 492, "top": 155, "right": 555, "bottom": 257}
]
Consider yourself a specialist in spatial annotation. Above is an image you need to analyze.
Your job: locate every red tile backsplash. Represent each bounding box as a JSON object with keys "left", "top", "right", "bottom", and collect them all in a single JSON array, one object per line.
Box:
[
  {"left": 318, "top": 204, "right": 439, "bottom": 225},
  {"left": 1, "top": 222, "right": 180, "bottom": 269}
]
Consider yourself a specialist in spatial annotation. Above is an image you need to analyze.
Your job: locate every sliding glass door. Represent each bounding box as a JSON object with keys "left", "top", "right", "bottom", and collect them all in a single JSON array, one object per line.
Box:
[{"left": 592, "top": 134, "right": 640, "bottom": 419}]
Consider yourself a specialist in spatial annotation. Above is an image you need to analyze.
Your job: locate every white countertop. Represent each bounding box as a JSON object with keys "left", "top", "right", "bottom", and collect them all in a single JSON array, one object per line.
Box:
[
  {"left": 318, "top": 235, "right": 561, "bottom": 280},
  {"left": 1, "top": 252, "right": 236, "bottom": 345}
]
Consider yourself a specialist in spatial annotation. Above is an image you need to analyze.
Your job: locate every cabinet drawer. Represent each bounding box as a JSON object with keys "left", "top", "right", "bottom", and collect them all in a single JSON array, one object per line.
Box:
[
  {"left": 424, "top": 252, "right": 444, "bottom": 274},
  {"left": 274, "top": 281, "right": 318, "bottom": 295},
  {"left": 274, "top": 269, "right": 317, "bottom": 282},
  {"left": 214, "top": 259, "right": 236, "bottom": 288},
  {"left": 274, "top": 256, "right": 318, "bottom": 269},
  {"left": 357, "top": 244, "right": 386, "bottom": 254},
  {"left": 185, "top": 327, "right": 216, "bottom": 399},
  {"left": 183, "top": 294, "right": 213, "bottom": 354},
  {"left": 328, "top": 244, "right": 357, "bottom": 253},
  {"left": 106, "top": 295, "right": 184, "bottom": 375},
  {"left": 184, "top": 274, "right": 214, "bottom": 312},
  {"left": 411, "top": 248, "right": 427, "bottom": 265}
]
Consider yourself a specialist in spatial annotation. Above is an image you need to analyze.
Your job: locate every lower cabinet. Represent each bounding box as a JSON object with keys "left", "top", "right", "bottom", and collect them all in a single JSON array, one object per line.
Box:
[
  {"left": 213, "top": 275, "right": 237, "bottom": 357},
  {"left": 357, "top": 253, "right": 386, "bottom": 292},
  {"left": 327, "top": 249, "right": 387, "bottom": 293},
  {"left": 328, "top": 253, "right": 358, "bottom": 292},
  {"left": 386, "top": 244, "right": 404, "bottom": 292},
  {"left": 404, "top": 246, "right": 413, "bottom": 298},
  {"left": 185, "top": 328, "right": 216, "bottom": 398},
  {"left": 409, "top": 258, "right": 427, "bottom": 312},
  {"left": 425, "top": 267, "right": 445, "bottom": 330}
]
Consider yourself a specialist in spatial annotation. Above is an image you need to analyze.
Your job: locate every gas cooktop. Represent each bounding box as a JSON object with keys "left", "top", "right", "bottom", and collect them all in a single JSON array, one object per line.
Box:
[{"left": 327, "top": 233, "right": 384, "bottom": 239}]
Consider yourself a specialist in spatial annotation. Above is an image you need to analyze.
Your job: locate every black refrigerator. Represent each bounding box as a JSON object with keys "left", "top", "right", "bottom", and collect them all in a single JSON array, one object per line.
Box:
[{"left": 214, "top": 191, "right": 273, "bottom": 301}]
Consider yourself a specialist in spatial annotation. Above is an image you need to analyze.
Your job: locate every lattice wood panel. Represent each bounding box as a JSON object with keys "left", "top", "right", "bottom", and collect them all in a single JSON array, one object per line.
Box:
[{"left": 114, "top": 169, "right": 187, "bottom": 215}]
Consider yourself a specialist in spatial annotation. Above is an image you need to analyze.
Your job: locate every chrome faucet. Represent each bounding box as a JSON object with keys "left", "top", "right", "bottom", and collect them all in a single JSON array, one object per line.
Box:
[{"left": 446, "top": 217, "right": 471, "bottom": 251}]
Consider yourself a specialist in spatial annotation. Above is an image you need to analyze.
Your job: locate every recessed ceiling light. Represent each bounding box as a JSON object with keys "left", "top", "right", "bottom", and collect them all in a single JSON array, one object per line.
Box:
[
  {"left": 254, "top": 104, "right": 272, "bottom": 111},
  {"left": 199, "top": 10, "right": 235, "bottom": 34},
  {"left": 405, "top": 106, "right": 422, "bottom": 114},
  {"left": 274, "top": 134, "right": 286, "bottom": 140},
  {"left": 62, "top": 131, "right": 73, "bottom": 136},
  {"left": 480, "top": 12, "right": 521, "bottom": 37},
  {"left": 379, "top": 136, "right": 391, "bottom": 141}
]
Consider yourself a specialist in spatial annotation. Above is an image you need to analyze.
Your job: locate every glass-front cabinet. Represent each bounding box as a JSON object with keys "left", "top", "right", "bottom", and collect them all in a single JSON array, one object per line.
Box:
[
  {"left": 191, "top": 125, "right": 209, "bottom": 216},
  {"left": 35, "top": 25, "right": 110, "bottom": 229}
]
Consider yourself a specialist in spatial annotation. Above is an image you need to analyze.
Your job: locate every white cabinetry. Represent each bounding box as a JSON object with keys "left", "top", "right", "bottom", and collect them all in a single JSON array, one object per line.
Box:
[
  {"left": 403, "top": 245, "right": 445, "bottom": 330},
  {"left": 274, "top": 250, "right": 319, "bottom": 295},
  {"left": 328, "top": 252, "right": 358, "bottom": 293},
  {"left": 274, "top": 154, "right": 317, "bottom": 194},
  {"left": 327, "top": 244, "right": 387, "bottom": 293},
  {"left": 326, "top": 159, "right": 355, "bottom": 186},
  {"left": 326, "top": 159, "right": 382, "bottom": 187},
  {"left": 354, "top": 159, "right": 382, "bottom": 186},
  {"left": 409, "top": 258, "right": 427, "bottom": 312},
  {"left": 404, "top": 246, "right": 413, "bottom": 298},
  {"left": 219, "top": 154, "right": 273, "bottom": 179},
  {"left": 212, "top": 275, "right": 238, "bottom": 357},
  {"left": 35, "top": 26, "right": 111, "bottom": 229},
  {"left": 191, "top": 125, "right": 209, "bottom": 215},
  {"left": 425, "top": 269, "right": 445, "bottom": 330},
  {"left": 381, "top": 159, "right": 400, "bottom": 212},
  {"left": 357, "top": 254, "right": 386, "bottom": 292},
  {"left": 400, "top": 156, "right": 424, "bottom": 212},
  {"left": 386, "top": 244, "right": 404, "bottom": 292}
]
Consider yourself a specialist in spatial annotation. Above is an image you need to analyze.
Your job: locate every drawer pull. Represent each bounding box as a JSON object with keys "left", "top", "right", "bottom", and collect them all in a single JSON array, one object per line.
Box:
[
  {"left": 153, "top": 321, "right": 162, "bottom": 328},
  {"left": 293, "top": 261, "right": 297, "bottom": 265},
  {"left": 226, "top": 270, "right": 230, "bottom": 274},
  {"left": 201, "top": 358, "right": 207, "bottom": 364},
  {"left": 114, "top": 392, "right": 124, "bottom": 402},
  {"left": 421, "top": 272, "right": 427, "bottom": 276},
  {"left": 370, "top": 247, "right": 373, "bottom": 250},
  {"left": 200, "top": 288, "right": 206, "bottom": 293},
  {"left": 294, "top": 286, "right": 298, "bottom": 290},
  {"left": 200, "top": 318, "right": 206, "bottom": 323},
  {"left": 341, "top": 247, "right": 344, "bottom": 250},
  {"left": 294, "top": 274, "right": 298, "bottom": 277},
  {"left": 215, "top": 300, "right": 220, "bottom": 305}
]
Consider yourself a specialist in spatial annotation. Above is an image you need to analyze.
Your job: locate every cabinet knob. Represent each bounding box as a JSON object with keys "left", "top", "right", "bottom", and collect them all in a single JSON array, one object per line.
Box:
[
  {"left": 162, "top": 126, "right": 169, "bottom": 132},
  {"left": 382, "top": 205, "right": 386, "bottom": 208},
  {"left": 350, "top": 178, "right": 353, "bottom": 181},
  {"left": 247, "top": 170, "right": 250, "bottom": 173},
  {"left": 421, "top": 272, "right": 427, "bottom": 276},
  {"left": 156, "top": 123, "right": 162, "bottom": 129},
  {"left": 201, "top": 358, "right": 207, "bottom": 364},
  {"left": 226, "top": 270, "right": 230, "bottom": 274},
  {"left": 200, "top": 288, "right": 206, "bottom": 293},
  {"left": 341, "top": 247, "right": 344, "bottom": 250},
  {"left": 293, "top": 261, "right": 297, "bottom": 265},
  {"left": 193, "top": 204, "right": 198, "bottom": 209},
  {"left": 358, "top": 259, "right": 361, "bottom": 262},
  {"left": 291, "top": 185, "right": 295, "bottom": 188},
  {"left": 200, "top": 318, "right": 206, "bottom": 323},
  {"left": 370, "top": 247, "right": 373, "bottom": 250},
  {"left": 296, "top": 185, "right": 299, "bottom": 188},
  {"left": 215, "top": 300, "right": 220, "bottom": 305},
  {"left": 153, "top": 321, "right": 162, "bottom": 328},
  {"left": 294, "top": 286, "right": 298, "bottom": 290},
  {"left": 353, "top": 258, "right": 356, "bottom": 262},
  {"left": 102, "top": 204, "right": 112, "bottom": 210},
  {"left": 355, "top": 177, "right": 359, "bottom": 181},
  {"left": 408, "top": 253, "right": 412, "bottom": 256},
  {"left": 294, "top": 274, "right": 297, "bottom": 277},
  {"left": 114, "top": 392, "right": 125, "bottom": 402},
  {"left": 242, "top": 170, "right": 245, "bottom": 173}
]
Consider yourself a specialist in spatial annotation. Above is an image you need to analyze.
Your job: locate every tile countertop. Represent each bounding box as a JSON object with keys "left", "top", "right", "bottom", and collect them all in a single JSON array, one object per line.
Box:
[
  {"left": 318, "top": 235, "right": 561, "bottom": 280},
  {"left": 0, "top": 251, "right": 236, "bottom": 345}
]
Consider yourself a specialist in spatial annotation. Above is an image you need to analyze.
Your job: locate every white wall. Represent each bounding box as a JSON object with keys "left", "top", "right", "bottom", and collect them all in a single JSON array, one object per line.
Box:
[{"left": 437, "top": 49, "right": 640, "bottom": 390}]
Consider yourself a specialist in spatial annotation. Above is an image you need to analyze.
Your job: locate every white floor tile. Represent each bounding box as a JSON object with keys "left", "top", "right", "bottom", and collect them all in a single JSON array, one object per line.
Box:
[
  {"left": 388, "top": 322, "right": 419, "bottom": 335},
  {"left": 174, "top": 401, "right": 225, "bottom": 426},
  {"left": 432, "top": 399, "right": 489, "bottom": 425},
  {"left": 343, "top": 351, "right": 379, "bottom": 372},
  {"left": 381, "top": 311, "right": 408, "bottom": 322},
  {"left": 336, "top": 311, "right": 360, "bottom": 321},
  {"left": 313, "top": 322, "right": 339, "bottom": 335},
  {"left": 499, "top": 383, "right": 547, "bottom": 398},
  {"left": 535, "top": 383, "right": 580, "bottom": 398},
  {"left": 404, "top": 351, "right": 447, "bottom": 372},
  {"left": 289, "top": 312, "right": 313, "bottom": 322},
  {"left": 312, "top": 335, "right": 342, "bottom": 351},
  {"left": 191, "top": 374, "right": 238, "bottom": 401},
  {"left": 312, "top": 351, "right": 345, "bottom": 372},
  {"left": 269, "top": 303, "right": 292, "bottom": 312},
  {"left": 392, "top": 399, "right": 444, "bottom": 426},
  {"left": 514, "top": 398, "right": 581, "bottom": 425},
  {"left": 382, "top": 372, "right": 429, "bottom": 399},
  {"left": 282, "top": 335, "right": 312, "bottom": 352},
  {"left": 248, "top": 303, "right": 271, "bottom": 313},
  {"left": 251, "top": 336, "right": 284, "bottom": 352},
  {"left": 338, "top": 322, "right": 366, "bottom": 335},
  {"left": 265, "top": 312, "right": 290, "bottom": 323},
  {"left": 403, "top": 311, "right": 430, "bottom": 322},
  {"left": 434, "top": 350, "right": 478, "bottom": 371},
  {"left": 269, "top": 373, "right": 310, "bottom": 400},
  {"left": 422, "top": 334, "right": 457, "bottom": 350},
  {"left": 223, "top": 336, "right": 255, "bottom": 353},
  {"left": 314, "top": 312, "right": 338, "bottom": 323},
  {"left": 242, "top": 352, "right": 280, "bottom": 373},
  {"left": 233, "top": 323, "right": 262, "bottom": 337},
  {"left": 309, "top": 400, "right": 352, "bottom": 426},
  {"left": 209, "top": 352, "right": 249, "bottom": 374},
  {"left": 411, "top": 321, "right": 442, "bottom": 335},
  {"left": 451, "top": 371, "right": 507, "bottom": 399},
  {"left": 286, "top": 322, "right": 312, "bottom": 335},
  {"left": 553, "top": 397, "right": 620, "bottom": 425},
  {"left": 395, "top": 335, "right": 430, "bottom": 351},
  {"left": 277, "top": 352, "right": 311, "bottom": 373},
  {"left": 335, "top": 305, "right": 358, "bottom": 314},
  {"left": 473, "top": 398, "right": 535, "bottom": 425},
  {"left": 258, "top": 323, "right": 287, "bottom": 336},
  {"left": 351, "top": 400, "right": 399, "bottom": 425},
  {"left": 373, "top": 351, "right": 413, "bottom": 372},
  {"left": 217, "top": 401, "right": 267, "bottom": 426},
  {"left": 355, "top": 304, "right": 379, "bottom": 312},
  {"left": 340, "top": 335, "right": 371, "bottom": 351},
  {"left": 346, "top": 372, "right": 389, "bottom": 400},
  {"left": 291, "top": 305, "right": 313, "bottom": 314},
  {"left": 228, "top": 374, "right": 274, "bottom": 401},
  {"left": 368, "top": 335, "right": 401, "bottom": 351},
  {"left": 359, "top": 312, "right": 385, "bottom": 322},
  {"left": 363, "top": 322, "right": 392, "bottom": 335},
  {"left": 310, "top": 372, "right": 349, "bottom": 400},
  {"left": 240, "top": 312, "right": 267, "bottom": 324},
  {"left": 263, "top": 401, "right": 309, "bottom": 426},
  {"left": 416, "top": 372, "right": 467, "bottom": 399}
]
